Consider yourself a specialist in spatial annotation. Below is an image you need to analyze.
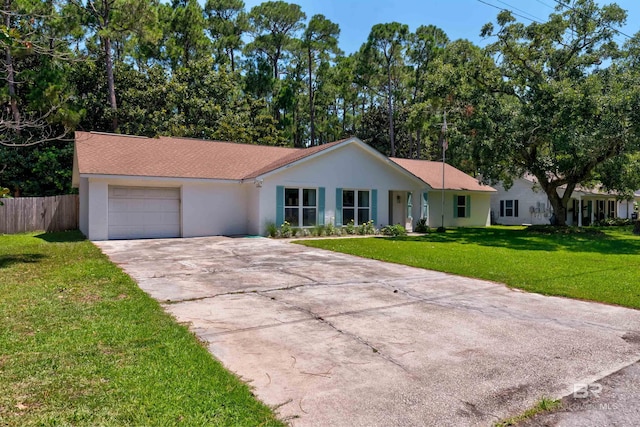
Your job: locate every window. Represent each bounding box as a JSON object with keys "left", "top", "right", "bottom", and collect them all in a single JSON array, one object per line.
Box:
[
  {"left": 499, "top": 200, "right": 519, "bottom": 217},
  {"left": 343, "top": 190, "right": 370, "bottom": 225},
  {"left": 608, "top": 200, "right": 616, "bottom": 218},
  {"left": 284, "top": 188, "right": 316, "bottom": 227},
  {"left": 456, "top": 195, "right": 467, "bottom": 218},
  {"left": 453, "top": 194, "right": 471, "bottom": 218},
  {"left": 596, "top": 200, "right": 606, "bottom": 220}
]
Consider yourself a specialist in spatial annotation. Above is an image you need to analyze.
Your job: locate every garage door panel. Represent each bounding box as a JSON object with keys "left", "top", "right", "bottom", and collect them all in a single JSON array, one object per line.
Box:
[
  {"left": 146, "top": 199, "right": 179, "bottom": 212},
  {"left": 108, "top": 186, "right": 181, "bottom": 239}
]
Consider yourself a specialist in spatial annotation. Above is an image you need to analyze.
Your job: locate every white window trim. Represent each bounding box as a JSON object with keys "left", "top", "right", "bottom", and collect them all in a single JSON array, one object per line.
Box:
[
  {"left": 342, "top": 189, "right": 371, "bottom": 225},
  {"left": 284, "top": 187, "right": 318, "bottom": 227}
]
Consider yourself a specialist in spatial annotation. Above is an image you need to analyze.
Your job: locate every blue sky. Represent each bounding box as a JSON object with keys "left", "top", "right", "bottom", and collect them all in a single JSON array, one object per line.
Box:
[{"left": 242, "top": 0, "right": 640, "bottom": 54}]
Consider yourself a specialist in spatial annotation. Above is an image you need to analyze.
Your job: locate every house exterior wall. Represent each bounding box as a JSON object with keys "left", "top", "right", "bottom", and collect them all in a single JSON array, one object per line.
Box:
[
  {"left": 79, "top": 177, "right": 89, "bottom": 237},
  {"left": 246, "top": 183, "right": 261, "bottom": 235},
  {"left": 256, "top": 143, "right": 419, "bottom": 235},
  {"left": 426, "top": 190, "right": 491, "bottom": 228},
  {"left": 181, "top": 182, "right": 248, "bottom": 237},
  {"left": 87, "top": 179, "right": 109, "bottom": 240},
  {"left": 491, "top": 179, "right": 552, "bottom": 225},
  {"left": 618, "top": 198, "right": 639, "bottom": 219},
  {"left": 84, "top": 177, "right": 246, "bottom": 240}
]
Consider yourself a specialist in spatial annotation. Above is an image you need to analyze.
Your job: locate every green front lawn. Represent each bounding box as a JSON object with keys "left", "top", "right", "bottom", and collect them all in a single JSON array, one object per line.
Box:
[
  {"left": 0, "top": 232, "right": 283, "bottom": 426},
  {"left": 298, "top": 226, "right": 640, "bottom": 309}
]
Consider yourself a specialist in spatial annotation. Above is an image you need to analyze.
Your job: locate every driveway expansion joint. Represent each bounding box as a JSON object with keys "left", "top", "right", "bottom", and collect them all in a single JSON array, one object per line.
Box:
[{"left": 254, "top": 291, "right": 411, "bottom": 372}]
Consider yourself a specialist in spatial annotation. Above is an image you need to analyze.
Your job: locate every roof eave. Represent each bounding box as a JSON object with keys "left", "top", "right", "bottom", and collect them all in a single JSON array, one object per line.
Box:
[{"left": 79, "top": 173, "right": 243, "bottom": 184}]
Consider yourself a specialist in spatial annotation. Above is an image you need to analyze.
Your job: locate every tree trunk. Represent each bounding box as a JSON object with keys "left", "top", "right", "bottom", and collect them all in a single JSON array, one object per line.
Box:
[
  {"left": 308, "top": 47, "right": 315, "bottom": 146},
  {"left": 387, "top": 65, "right": 395, "bottom": 157},
  {"left": 5, "top": 0, "right": 20, "bottom": 133},
  {"left": 539, "top": 180, "right": 575, "bottom": 226},
  {"left": 228, "top": 47, "right": 235, "bottom": 72},
  {"left": 416, "top": 128, "right": 421, "bottom": 159},
  {"left": 342, "top": 98, "right": 346, "bottom": 136},
  {"left": 408, "top": 132, "right": 413, "bottom": 158},
  {"left": 102, "top": 36, "right": 118, "bottom": 132},
  {"left": 272, "top": 53, "right": 281, "bottom": 123}
]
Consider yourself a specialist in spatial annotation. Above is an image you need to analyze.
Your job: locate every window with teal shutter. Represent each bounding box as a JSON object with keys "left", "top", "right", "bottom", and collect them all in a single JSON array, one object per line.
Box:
[
  {"left": 371, "top": 189, "right": 378, "bottom": 224},
  {"left": 335, "top": 188, "right": 343, "bottom": 226},
  {"left": 276, "top": 186, "right": 284, "bottom": 226},
  {"left": 318, "top": 187, "right": 325, "bottom": 225}
]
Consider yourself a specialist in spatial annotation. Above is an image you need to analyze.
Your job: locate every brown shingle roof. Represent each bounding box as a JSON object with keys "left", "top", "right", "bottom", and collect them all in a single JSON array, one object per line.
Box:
[
  {"left": 75, "top": 132, "right": 495, "bottom": 192},
  {"left": 244, "top": 138, "right": 351, "bottom": 179},
  {"left": 390, "top": 158, "right": 496, "bottom": 192},
  {"left": 75, "top": 131, "right": 303, "bottom": 180}
]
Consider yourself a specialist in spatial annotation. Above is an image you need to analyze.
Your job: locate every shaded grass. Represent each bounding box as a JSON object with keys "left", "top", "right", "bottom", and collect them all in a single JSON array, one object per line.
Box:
[
  {"left": 297, "top": 226, "right": 640, "bottom": 309},
  {"left": 0, "top": 231, "right": 283, "bottom": 426}
]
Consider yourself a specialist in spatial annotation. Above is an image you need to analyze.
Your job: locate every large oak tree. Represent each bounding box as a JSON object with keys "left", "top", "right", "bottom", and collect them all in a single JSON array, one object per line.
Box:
[{"left": 475, "top": 0, "right": 640, "bottom": 225}]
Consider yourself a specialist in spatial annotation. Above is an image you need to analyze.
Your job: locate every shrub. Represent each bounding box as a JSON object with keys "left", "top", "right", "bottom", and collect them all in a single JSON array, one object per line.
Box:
[
  {"left": 280, "top": 221, "right": 292, "bottom": 238},
  {"left": 381, "top": 224, "right": 407, "bottom": 237},
  {"left": 356, "top": 220, "right": 376, "bottom": 235},
  {"left": 265, "top": 222, "right": 278, "bottom": 238},
  {"left": 634, "top": 220, "right": 640, "bottom": 236},
  {"left": 326, "top": 222, "right": 336, "bottom": 236},
  {"left": 345, "top": 219, "right": 355, "bottom": 235},
  {"left": 436, "top": 226, "right": 446, "bottom": 233},
  {"left": 364, "top": 220, "right": 376, "bottom": 235},
  {"left": 415, "top": 218, "right": 429, "bottom": 233},
  {"left": 595, "top": 218, "right": 633, "bottom": 227},
  {"left": 313, "top": 224, "right": 327, "bottom": 237},
  {"left": 357, "top": 223, "right": 366, "bottom": 235}
]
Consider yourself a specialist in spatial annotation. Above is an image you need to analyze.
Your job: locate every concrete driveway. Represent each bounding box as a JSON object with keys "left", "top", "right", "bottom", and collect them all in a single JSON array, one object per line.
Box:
[{"left": 96, "top": 237, "right": 640, "bottom": 426}]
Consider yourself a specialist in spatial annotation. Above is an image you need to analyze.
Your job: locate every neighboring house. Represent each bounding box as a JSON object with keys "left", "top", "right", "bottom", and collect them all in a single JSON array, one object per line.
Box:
[
  {"left": 490, "top": 177, "right": 554, "bottom": 226},
  {"left": 72, "top": 132, "right": 496, "bottom": 240},
  {"left": 492, "top": 175, "right": 639, "bottom": 226}
]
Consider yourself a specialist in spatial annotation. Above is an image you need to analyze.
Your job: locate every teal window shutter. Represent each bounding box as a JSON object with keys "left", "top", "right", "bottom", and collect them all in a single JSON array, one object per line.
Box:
[
  {"left": 276, "top": 186, "right": 284, "bottom": 226},
  {"left": 422, "top": 192, "right": 428, "bottom": 218},
  {"left": 466, "top": 195, "right": 471, "bottom": 218},
  {"left": 335, "top": 188, "right": 343, "bottom": 226},
  {"left": 453, "top": 194, "right": 458, "bottom": 218},
  {"left": 318, "top": 187, "right": 325, "bottom": 225},
  {"left": 371, "top": 189, "right": 378, "bottom": 224}
]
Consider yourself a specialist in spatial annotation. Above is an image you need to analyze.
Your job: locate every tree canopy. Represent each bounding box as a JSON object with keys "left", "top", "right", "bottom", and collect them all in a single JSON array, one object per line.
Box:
[
  {"left": 0, "top": 0, "right": 638, "bottom": 213},
  {"left": 475, "top": 0, "right": 640, "bottom": 224}
]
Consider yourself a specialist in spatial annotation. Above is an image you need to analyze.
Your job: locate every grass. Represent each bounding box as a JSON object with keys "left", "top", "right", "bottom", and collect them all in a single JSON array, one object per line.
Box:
[
  {"left": 0, "top": 231, "right": 284, "bottom": 427},
  {"left": 494, "top": 397, "right": 561, "bottom": 426},
  {"left": 297, "top": 225, "right": 640, "bottom": 309}
]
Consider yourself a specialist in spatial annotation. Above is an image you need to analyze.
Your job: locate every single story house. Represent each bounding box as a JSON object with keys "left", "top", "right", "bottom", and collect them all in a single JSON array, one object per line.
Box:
[
  {"left": 73, "top": 132, "right": 496, "bottom": 240},
  {"left": 491, "top": 175, "right": 640, "bottom": 226}
]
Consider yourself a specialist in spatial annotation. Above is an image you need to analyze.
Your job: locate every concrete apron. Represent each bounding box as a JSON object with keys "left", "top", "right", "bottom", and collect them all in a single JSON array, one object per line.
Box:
[{"left": 96, "top": 237, "right": 640, "bottom": 427}]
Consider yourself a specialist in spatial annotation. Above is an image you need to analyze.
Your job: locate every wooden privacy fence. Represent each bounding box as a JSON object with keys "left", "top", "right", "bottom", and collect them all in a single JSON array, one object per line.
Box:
[{"left": 0, "top": 195, "right": 79, "bottom": 234}]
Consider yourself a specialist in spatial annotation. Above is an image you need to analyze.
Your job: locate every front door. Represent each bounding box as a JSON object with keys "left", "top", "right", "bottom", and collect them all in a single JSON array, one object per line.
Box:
[{"left": 389, "top": 191, "right": 406, "bottom": 225}]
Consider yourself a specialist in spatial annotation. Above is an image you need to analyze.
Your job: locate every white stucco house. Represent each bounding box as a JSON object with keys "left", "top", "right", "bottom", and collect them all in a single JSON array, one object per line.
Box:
[
  {"left": 491, "top": 175, "right": 640, "bottom": 226},
  {"left": 73, "top": 132, "right": 496, "bottom": 240}
]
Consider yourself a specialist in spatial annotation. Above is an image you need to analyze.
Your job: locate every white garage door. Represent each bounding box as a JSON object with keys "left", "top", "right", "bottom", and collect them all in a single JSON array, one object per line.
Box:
[{"left": 108, "top": 186, "right": 181, "bottom": 239}]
